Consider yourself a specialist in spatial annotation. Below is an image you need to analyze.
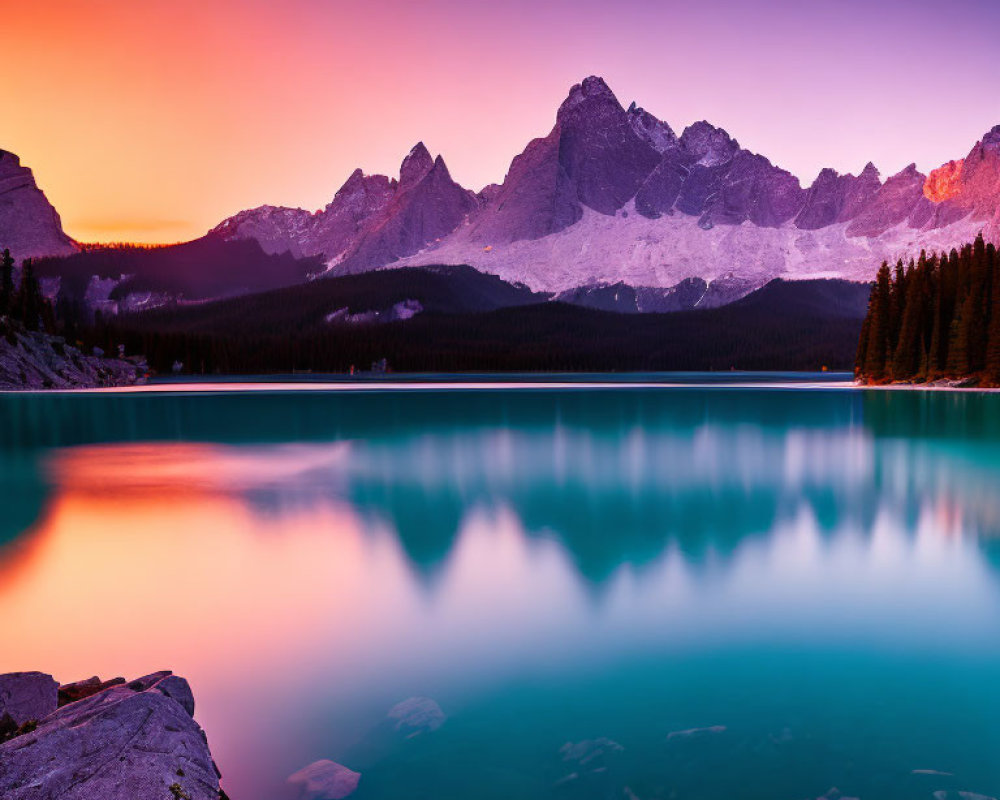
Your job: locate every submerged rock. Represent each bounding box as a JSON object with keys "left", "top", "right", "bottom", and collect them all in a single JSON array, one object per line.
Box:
[
  {"left": 816, "top": 789, "right": 860, "bottom": 800},
  {"left": 933, "top": 793, "right": 998, "bottom": 800},
  {"left": 665, "top": 724, "right": 727, "bottom": 741},
  {"left": 0, "top": 671, "right": 58, "bottom": 725},
  {"left": 555, "top": 736, "right": 629, "bottom": 795},
  {"left": 560, "top": 737, "right": 625, "bottom": 766},
  {"left": 387, "top": 696, "right": 446, "bottom": 737},
  {"left": 287, "top": 759, "right": 361, "bottom": 800},
  {"left": 0, "top": 670, "right": 220, "bottom": 800}
]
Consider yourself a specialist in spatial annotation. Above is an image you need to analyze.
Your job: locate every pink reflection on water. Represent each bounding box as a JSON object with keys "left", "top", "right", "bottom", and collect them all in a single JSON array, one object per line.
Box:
[
  {"left": 0, "top": 442, "right": 585, "bottom": 798},
  {"left": 2, "top": 436, "right": 998, "bottom": 799}
]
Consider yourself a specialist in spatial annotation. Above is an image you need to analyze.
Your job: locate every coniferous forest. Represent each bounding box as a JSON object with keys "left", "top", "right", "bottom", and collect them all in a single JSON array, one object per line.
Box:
[
  {"left": 855, "top": 233, "right": 1000, "bottom": 385},
  {"left": 0, "top": 249, "right": 59, "bottom": 338}
]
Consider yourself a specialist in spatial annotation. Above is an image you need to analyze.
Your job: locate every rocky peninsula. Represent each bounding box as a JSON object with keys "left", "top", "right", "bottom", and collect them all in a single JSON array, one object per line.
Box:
[{"left": 0, "top": 318, "right": 146, "bottom": 390}]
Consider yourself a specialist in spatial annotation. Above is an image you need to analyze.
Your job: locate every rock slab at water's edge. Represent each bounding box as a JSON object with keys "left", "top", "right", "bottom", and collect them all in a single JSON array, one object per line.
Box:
[{"left": 0, "top": 670, "right": 221, "bottom": 800}]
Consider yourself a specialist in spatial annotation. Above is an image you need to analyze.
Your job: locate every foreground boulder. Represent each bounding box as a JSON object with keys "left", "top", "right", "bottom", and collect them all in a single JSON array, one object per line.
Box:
[
  {"left": 0, "top": 671, "right": 220, "bottom": 800},
  {"left": 0, "top": 671, "right": 58, "bottom": 726}
]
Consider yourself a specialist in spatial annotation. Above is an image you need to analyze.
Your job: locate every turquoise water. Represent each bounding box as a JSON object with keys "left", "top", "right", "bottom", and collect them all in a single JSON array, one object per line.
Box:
[{"left": 2, "top": 380, "right": 1000, "bottom": 800}]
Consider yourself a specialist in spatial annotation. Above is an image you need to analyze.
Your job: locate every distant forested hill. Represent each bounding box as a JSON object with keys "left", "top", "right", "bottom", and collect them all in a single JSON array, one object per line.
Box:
[
  {"left": 33, "top": 234, "right": 323, "bottom": 301},
  {"left": 92, "top": 274, "right": 868, "bottom": 374},
  {"left": 855, "top": 233, "right": 1000, "bottom": 385}
]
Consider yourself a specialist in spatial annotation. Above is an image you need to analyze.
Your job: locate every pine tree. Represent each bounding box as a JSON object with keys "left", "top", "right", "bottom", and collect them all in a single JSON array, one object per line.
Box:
[
  {"left": 947, "top": 291, "right": 976, "bottom": 376},
  {"left": 985, "top": 242, "right": 1000, "bottom": 384},
  {"left": 862, "top": 261, "right": 892, "bottom": 381},
  {"left": 928, "top": 252, "right": 952, "bottom": 376},
  {"left": 892, "top": 258, "right": 925, "bottom": 380},
  {"left": 18, "top": 258, "right": 42, "bottom": 331},
  {"left": 0, "top": 249, "right": 13, "bottom": 316}
]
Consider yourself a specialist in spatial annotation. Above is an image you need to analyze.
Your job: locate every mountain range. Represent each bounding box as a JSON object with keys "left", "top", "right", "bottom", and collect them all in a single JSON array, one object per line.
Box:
[
  {"left": 209, "top": 75, "right": 1000, "bottom": 296},
  {"left": 3, "top": 75, "right": 1000, "bottom": 313}
]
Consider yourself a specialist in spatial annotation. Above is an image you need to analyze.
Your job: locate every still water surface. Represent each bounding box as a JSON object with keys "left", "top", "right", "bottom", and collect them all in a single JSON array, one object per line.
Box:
[{"left": 2, "top": 380, "right": 1000, "bottom": 800}]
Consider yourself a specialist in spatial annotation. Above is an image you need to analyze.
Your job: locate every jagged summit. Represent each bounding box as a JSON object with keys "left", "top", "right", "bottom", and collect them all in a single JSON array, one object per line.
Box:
[
  {"left": 559, "top": 76, "right": 618, "bottom": 112},
  {"left": 982, "top": 125, "right": 1000, "bottom": 148},
  {"left": 400, "top": 142, "right": 434, "bottom": 189}
]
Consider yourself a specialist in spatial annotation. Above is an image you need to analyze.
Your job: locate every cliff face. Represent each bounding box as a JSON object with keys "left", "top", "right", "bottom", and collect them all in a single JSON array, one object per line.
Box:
[
  {"left": 0, "top": 150, "right": 77, "bottom": 261},
  {"left": 0, "top": 319, "right": 146, "bottom": 390}
]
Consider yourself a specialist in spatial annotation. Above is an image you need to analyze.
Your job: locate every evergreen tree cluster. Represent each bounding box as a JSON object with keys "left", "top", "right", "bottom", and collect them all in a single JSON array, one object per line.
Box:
[
  {"left": 856, "top": 233, "right": 1000, "bottom": 385},
  {"left": 0, "top": 250, "right": 57, "bottom": 336}
]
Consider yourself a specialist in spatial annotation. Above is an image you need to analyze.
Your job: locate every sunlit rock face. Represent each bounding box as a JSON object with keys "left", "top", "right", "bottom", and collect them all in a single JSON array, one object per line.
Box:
[
  {"left": 0, "top": 150, "right": 77, "bottom": 262},
  {"left": 924, "top": 159, "right": 964, "bottom": 202}
]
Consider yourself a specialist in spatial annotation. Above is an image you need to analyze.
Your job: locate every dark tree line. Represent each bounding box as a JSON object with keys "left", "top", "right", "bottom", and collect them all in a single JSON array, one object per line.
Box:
[
  {"left": 856, "top": 233, "right": 1000, "bottom": 385},
  {"left": 91, "top": 280, "right": 866, "bottom": 375},
  {"left": 0, "top": 250, "right": 57, "bottom": 336}
]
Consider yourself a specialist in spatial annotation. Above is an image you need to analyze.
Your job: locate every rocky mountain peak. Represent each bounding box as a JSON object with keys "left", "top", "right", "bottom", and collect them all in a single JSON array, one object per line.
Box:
[
  {"left": 431, "top": 154, "right": 451, "bottom": 177},
  {"left": 0, "top": 150, "right": 22, "bottom": 170},
  {"left": 328, "top": 168, "right": 395, "bottom": 207},
  {"left": 336, "top": 167, "right": 366, "bottom": 194},
  {"left": 559, "top": 76, "right": 618, "bottom": 114},
  {"left": 859, "top": 162, "right": 880, "bottom": 181},
  {"left": 680, "top": 122, "right": 739, "bottom": 166},
  {"left": 399, "top": 142, "right": 434, "bottom": 189},
  {"left": 982, "top": 125, "right": 1000, "bottom": 150},
  {"left": 553, "top": 76, "right": 662, "bottom": 215},
  {"left": 627, "top": 104, "right": 678, "bottom": 154}
]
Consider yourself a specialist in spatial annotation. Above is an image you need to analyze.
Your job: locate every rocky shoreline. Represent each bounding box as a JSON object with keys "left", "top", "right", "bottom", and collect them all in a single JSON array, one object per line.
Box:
[
  {"left": 0, "top": 318, "right": 146, "bottom": 390},
  {"left": 0, "top": 670, "right": 414, "bottom": 800},
  {"left": 0, "top": 670, "right": 225, "bottom": 800}
]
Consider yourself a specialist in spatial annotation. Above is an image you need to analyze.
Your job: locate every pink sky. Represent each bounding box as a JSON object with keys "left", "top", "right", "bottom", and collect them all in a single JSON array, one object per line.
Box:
[{"left": 4, "top": 0, "right": 999, "bottom": 244}]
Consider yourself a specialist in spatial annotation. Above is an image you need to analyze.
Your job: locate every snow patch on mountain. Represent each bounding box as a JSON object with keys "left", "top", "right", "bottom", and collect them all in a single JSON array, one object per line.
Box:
[{"left": 393, "top": 202, "right": 985, "bottom": 293}]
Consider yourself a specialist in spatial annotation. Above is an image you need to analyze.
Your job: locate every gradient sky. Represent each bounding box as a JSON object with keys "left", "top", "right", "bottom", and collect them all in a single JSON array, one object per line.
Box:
[{"left": 5, "top": 0, "right": 1000, "bottom": 244}]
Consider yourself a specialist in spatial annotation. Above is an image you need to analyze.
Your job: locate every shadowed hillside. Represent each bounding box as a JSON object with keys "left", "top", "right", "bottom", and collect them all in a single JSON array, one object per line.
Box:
[{"left": 93, "top": 273, "right": 868, "bottom": 374}]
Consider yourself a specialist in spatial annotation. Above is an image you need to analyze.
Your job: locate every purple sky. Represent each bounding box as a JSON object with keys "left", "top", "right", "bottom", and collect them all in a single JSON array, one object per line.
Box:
[{"left": 6, "top": 0, "right": 999, "bottom": 242}]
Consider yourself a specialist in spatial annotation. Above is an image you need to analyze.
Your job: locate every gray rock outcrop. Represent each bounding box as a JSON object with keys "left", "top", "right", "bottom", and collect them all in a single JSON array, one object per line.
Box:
[
  {"left": 0, "top": 150, "right": 77, "bottom": 263},
  {"left": 0, "top": 671, "right": 58, "bottom": 726},
  {"left": 0, "top": 318, "right": 146, "bottom": 390},
  {"left": 0, "top": 670, "right": 221, "bottom": 800}
]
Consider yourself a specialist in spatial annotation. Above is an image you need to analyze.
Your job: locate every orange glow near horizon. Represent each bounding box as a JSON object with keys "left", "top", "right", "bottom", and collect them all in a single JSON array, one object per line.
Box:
[{"left": 4, "top": 0, "right": 1000, "bottom": 244}]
